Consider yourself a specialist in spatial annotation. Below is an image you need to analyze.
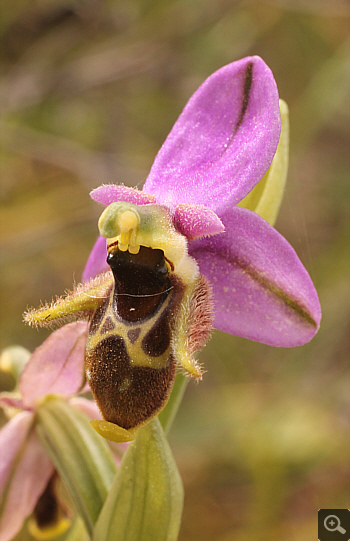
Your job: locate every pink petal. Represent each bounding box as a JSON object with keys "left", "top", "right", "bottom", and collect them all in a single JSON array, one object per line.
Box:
[
  {"left": 91, "top": 184, "right": 156, "bottom": 206},
  {"left": 0, "top": 411, "right": 33, "bottom": 496},
  {"left": 82, "top": 235, "right": 109, "bottom": 281},
  {"left": 0, "top": 416, "right": 54, "bottom": 541},
  {"left": 0, "top": 394, "right": 25, "bottom": 410},
  {"left": 68, "top": 396, "right": 102, "bottom": 419},
  {"left": 143, "top": 56, "right": 280, "bottom": 214},
  {"left": 174, "top": 204, "right": 224, "bottom": 240},
  {"left": 20, "top": 322, "right": 89, "bottom": 407},
  {"left": 190, "top": 207, "right": 321, "bottom": 347}
]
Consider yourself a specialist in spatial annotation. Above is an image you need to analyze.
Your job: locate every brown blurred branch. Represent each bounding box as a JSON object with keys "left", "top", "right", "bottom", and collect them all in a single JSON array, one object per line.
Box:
[
  {"left": 0, "top": 42, "right": 168, "bottom": 114},
  {"left": 264, "top": 0, "right": 350, "bottom": 16},
  {"left": 0, "top": 120, "right": 145, "bottom": 188}
]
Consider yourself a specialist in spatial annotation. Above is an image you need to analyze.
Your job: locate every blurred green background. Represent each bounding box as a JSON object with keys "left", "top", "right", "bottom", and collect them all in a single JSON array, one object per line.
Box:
[{"left": 1, "top": 1, "right": 349, "bottom": 540}]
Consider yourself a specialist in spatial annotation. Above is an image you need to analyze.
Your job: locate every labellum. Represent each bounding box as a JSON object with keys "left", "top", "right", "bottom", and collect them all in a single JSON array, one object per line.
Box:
[
  {"left": 28, "top": 474, "right": 71, "bottom": 540},
  {"left": 25, "top": 202, "right": 213, "bottom": 442}
]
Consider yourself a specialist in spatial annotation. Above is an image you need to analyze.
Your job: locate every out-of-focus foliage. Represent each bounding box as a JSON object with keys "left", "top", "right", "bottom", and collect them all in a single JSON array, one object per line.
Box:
[{"left": 1, "top": 1, "right": 349, "bottom": 540}]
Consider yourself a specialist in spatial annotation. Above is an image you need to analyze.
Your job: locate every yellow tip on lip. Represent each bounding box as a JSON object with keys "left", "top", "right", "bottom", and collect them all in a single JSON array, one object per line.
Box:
[
  {"left": 28, "top": 517, "right": 71, "bottom": 540},
  {"left": 90, "top": 419, "right": 137, "bottom": 443}
]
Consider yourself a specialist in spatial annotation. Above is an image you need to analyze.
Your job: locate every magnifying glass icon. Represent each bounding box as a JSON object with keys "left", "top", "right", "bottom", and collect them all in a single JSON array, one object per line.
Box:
[{"left": 324, "top": 515, "right": 346, "bottom": 534}]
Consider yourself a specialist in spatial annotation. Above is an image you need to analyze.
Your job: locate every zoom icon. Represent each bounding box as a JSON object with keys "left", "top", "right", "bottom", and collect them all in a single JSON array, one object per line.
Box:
[{"left": 319, "top": 509, "right": 350, "bottom": 540}]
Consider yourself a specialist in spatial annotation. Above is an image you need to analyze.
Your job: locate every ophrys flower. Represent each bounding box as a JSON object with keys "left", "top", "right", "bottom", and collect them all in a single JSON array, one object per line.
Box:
[
  {"left": 25, "top": 56, "right": 321, "bottom": 443},
  {"left": 0, "top": 323, "right": 119, "bottom": 541}
]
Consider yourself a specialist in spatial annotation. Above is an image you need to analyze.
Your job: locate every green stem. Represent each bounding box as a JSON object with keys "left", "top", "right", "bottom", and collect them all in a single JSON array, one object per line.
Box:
[
  {"left": 94, "top": 418, "right": 184, "bottom": 541},
  {"left": 158, "top": 373, "right": 188, "bottom": 434}
]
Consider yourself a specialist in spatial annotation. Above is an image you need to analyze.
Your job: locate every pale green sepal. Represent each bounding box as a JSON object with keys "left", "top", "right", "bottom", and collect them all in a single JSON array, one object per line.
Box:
[
  {"left": 238, "top": 99, "right": 289, "bottom": 226},
  {"left": 36, "top": 397, "right": 116, "bottom": 538},
  {"left": 94, "top": 417, "right": 184, "bottom": 541},
  {"left": 159, "top": 373, "right": 188, "bottom": 434}
]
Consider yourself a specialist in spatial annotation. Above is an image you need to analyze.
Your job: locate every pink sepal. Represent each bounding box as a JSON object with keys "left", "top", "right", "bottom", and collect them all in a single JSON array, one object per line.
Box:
[{"left": 20, "top": 322, "right": 88, "bottom": 407}]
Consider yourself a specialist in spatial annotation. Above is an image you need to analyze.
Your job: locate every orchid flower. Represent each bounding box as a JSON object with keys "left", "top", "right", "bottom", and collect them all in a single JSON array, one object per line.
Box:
[
  {"left": 0, "top": 322, "right": 118, "bottom": 541},
  {"left": 25, "top": 56, "right": 321, "bottom": 446},
  {"left": 18, "top": 56, "right": 322, "bottom": 541},
  {"left": 83, "top": 56, "right": 321, "bottom": 347}
]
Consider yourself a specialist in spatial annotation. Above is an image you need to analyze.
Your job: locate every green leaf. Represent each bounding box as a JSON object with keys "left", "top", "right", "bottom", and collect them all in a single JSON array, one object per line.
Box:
[
  {"left": 63, "top": 516, "right": 90, "bottom": 541},
  {"left": 94, "top": 418, "right": 184, "bottom": 541},
  {"left": 238, "top": 99, "right": 289, "bottom": 226},
  {"left": 36, "top": 397, "right": 116, "bottom": 538}
]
